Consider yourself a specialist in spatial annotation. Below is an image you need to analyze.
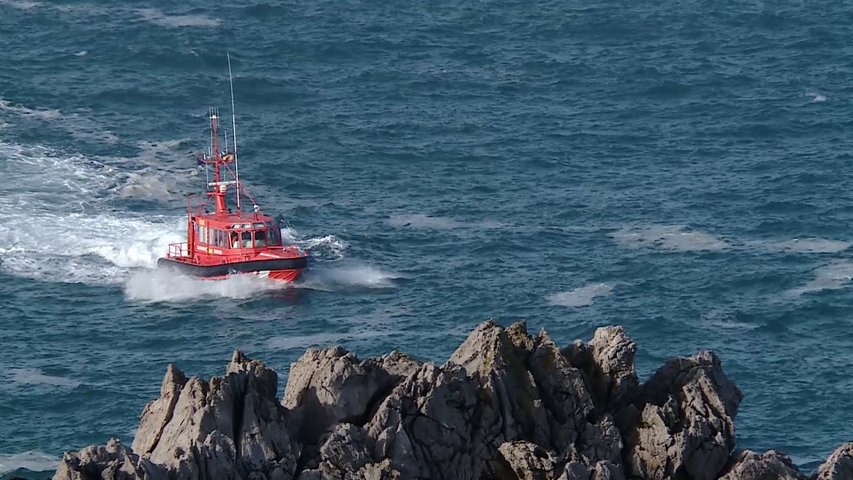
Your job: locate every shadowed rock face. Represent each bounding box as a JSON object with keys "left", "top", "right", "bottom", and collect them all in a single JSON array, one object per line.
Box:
[{"left": 52, "top": 320, "right": 845, "bottom": 480}]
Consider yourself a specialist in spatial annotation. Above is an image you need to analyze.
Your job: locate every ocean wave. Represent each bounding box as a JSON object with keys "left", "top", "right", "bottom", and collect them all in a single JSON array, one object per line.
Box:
[
  {"left": 0, "top": 0, "right": 38, "bottom": 11},
  {"left": 784, "top": 262, "right": 853, "bottom": 297},
  {"left": 136, "top": 8, "right": 221, "bottom": 28},
  {"left": 3, "top": 368, "right": 81, "bottom": 388},
  {"left": 760, "top": 238, "right": 850, "bottom": 254},
  {"left": 0, "top": 98, "right": 118, "bottom": 144},
  {"left": 0, "top": 451, "right": 57, "bottom": 475},
  {"left": 611, "top": 225, "right": 729, "bottom": 252},
  {"left": 547, "top": 283, "right": 612, "bottom": 307},
  {"left": 299, "top": 264, "right": 402, "bottom": 292}
]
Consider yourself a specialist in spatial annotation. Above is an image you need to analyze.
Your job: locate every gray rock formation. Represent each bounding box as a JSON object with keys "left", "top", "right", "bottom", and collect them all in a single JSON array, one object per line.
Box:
[
  {"left": 54, "top": 438, "right": 165, "bottom": 480},
  {"left": 624, "top": 350, "right": 743, "bottom": 480},
  {"left": 717, "top": 450, "right": 806, "bottom": 480},
  {"left": 64, "top": 351, "right": 302, "bottom": 480},
  {"left": 282, "top": 347, "right": 421, "bottom": 445},
  {"left": 814, "top": 443, "right": 853, "bottom": 480},
  {"left": 51, "top": 320, "right": 847, "bottom": 480}
]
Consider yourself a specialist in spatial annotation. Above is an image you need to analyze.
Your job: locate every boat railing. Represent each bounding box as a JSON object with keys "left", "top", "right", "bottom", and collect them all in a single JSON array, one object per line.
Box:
[{"left": 167, "top": 242, "right": 189, "bottom": 258}]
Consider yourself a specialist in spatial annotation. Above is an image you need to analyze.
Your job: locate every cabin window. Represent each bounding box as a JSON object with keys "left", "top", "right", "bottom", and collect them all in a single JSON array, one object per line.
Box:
[
  {"left": 265, "top": 223, "right": 281, "bottom": 246},
  {"left": 229, "top": 231, "right": 240, "bottom": 249},
  {"left": 241, "top": 231, "right": 252, "bottom": 248},
  {"left": 212, "top": 229, "right": 226, "bottom": 248},
  {"left": 200, "top": 226, "right": 208, "bottom": 245},
  {"left": 254, "top": 230, "right": 267, "bottom": 247}
]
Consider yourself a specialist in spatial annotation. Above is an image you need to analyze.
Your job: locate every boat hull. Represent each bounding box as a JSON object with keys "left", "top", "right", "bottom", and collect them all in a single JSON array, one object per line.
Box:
[{"left": 157, "top": 256, "right": 307, "bottom": 282}]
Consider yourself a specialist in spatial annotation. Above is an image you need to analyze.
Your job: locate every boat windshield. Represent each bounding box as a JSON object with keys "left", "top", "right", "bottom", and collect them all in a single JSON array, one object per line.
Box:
[{"left": 267, "top": 222, "right": 282, "bottom": 246}]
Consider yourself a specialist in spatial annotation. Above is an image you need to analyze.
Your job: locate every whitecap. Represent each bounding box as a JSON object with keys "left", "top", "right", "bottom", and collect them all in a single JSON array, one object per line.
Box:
[
  {"left": 0, "top": 451, "right": 58, "bottom": 475},
  {"left": 136, "top": 8, "right": 221, "bottom": 28},
  {"left": 611, "top": 225, "right": 728, "bottom": 251},
  {"left": 760, "top": 238, "right": 850, "bottom": 254},
  {"left": 0, "top": 98, "right": 118, "bottom": 143},
  {"left": 74, "top": 50, "right": 88, "bottom": 57},
  {"left": 0, "top": 0, "right": 39, "bottom": 10},
  {"left": 0, "top": 99, "right": 61, "bottom": 121},
  {"left": 547, "top": 283, "right": 613, "bottom": 307},
  {"left": 806, "top": 92, "right": 827, "bottom": 103},
  {"left": 784, "top": 261, "right": 853, "bottom": 297},
  {"left": 5, "top": 368, "right": 81, "bottom": 388},
  {"left": 388, "top": 213, "right": 463, "bottom": 230},
  {"left": 699, "top": 310, "right": 757, "bottom": 331}
]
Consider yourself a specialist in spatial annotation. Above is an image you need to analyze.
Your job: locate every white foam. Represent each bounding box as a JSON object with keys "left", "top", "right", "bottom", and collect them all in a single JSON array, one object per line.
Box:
[
  {"left": 0, "top": 212, "right": 183, "bottom": 284},
  {"left": 387, "top": 213, "right": 500, "bottom": 230},
  {"left": 303, "top": 235, "right": 347, "bottom": 259},
  {"left": 0, "top": 99, "right": 61, "bottom": 121},
  {"left": 388, "top": 213, "right": 463, "bottom": 229},
  {"left": 300, "top": 264, "right": 402, "bottom": 292},
  {"left": 0, "top": 140, "right": 187, "bottom": 284},
  {"left": 125, "top": 268, "right": 286, "bottom": 303},
  {"left": 0, "top": 98, "right": 118, "bottom": 144},
  {"left": 761, "top": 238, "right": 851, "bottom": 254},
  {"left": 547, "top": 283, "right": 613, "bottom": 307},
  {"left": 784, "top": 261, "right": 853, "bottom": 297},
  {"left": 74, "top": 50, "right": 88, "bottom": 57},
  {"left": 0, "top": 0, "right": 39, "bottom": 10},
  {"left": 612, "top": 225, "right": 728, "bottom": 252},
  {"left": 0, "top": 451, "right": 58, "bottom": 475},
  {"left": 5, "top": 368, "right": 80, "bottom": 388},
  {"left": 700, "top": 310, "right": 757, "bottom": 331},
  {"left": 807, "top": 92, "right": 827, "bottom": 103},
  {"left": 136, "top": 8, "right": 221, "bottom": 28}
]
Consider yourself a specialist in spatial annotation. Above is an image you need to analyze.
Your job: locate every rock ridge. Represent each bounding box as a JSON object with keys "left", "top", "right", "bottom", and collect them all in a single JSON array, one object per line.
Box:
[{"left": 53, "top": 320, "right": 848, "bottom": 480}]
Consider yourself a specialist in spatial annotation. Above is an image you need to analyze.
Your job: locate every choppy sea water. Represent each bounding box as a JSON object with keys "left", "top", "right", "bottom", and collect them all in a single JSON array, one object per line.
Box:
[{"left": 1, "top": 1, "right": 851, "bottom": 477}]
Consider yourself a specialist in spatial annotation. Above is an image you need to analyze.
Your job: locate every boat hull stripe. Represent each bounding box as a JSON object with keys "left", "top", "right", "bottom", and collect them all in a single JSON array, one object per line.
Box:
[{"left": 157, "top": 257, "right": 308, "bottom": 277}]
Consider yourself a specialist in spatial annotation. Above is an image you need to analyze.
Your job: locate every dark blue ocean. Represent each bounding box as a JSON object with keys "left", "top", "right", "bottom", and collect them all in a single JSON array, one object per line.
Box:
[{"left": 1, "top": 1, "right": 852, "bottom": 477}]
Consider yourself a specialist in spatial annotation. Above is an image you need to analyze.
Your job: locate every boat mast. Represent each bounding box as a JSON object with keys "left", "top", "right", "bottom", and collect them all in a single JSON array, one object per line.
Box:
[{"left": 227, "top": 52, "right": 240, "bottom": 212}]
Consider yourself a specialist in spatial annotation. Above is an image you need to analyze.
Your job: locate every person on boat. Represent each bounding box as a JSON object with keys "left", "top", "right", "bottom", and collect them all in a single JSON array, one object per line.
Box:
[{"left": 230, "top": 232, "right": 239, "bottom": 249}]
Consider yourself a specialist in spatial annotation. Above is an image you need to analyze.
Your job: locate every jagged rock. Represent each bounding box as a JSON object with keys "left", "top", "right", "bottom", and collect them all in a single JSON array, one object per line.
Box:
[
  {"left": 364, "top": 362, "right": 493, "bottom": 479},
  {"left": 54, "top": 438, "right": 165, "bottom": 480},
  {"left": 131, "top": 364, "right": 187, "bottom": 455},
  {"left": 625, "top": 350, "right": 743, "bottom": 480},
  {"left": 577, "top": 414, "right": 622, "bottom": 466},
  {"left": 586, "top": 327, "right": 639, "bottom": 409},
  {"left": 131, "top": 350, "right": 300, "bottom": 479},
  {"left": 717, "top": 449, "right": 806, "bottom": 480},
  {"left": 498, "top": 441, "right": 557, "bottom": 480},
  {"left": 557, "top": 460, "right": 625, "bottom": 480},
  {"left": 282, "top": 347, "right": 421, "bottom": 446},
  {"left": 317, "top": 423, "right": 371, "bottom": 478},
  {"left": 446, "top": 321, "right": 604, "bottom": 460},
  {"left": 814, "top": 443, "right": 853, "bottom": 480},
  {"left": 57, "top": 320, "right": 830, "bottom": 480}
]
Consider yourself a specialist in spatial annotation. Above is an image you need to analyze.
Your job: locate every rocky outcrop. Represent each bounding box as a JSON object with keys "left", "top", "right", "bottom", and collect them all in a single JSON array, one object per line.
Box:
[
  {"left": 122, "top": 351, "right": 299, "bottom": 479},
  {"left": 54, "top": 438, "right": 165, "bottom": 480},
  {"left": 716, "top": 449, "right": 806, "bottom": 480},
  {"left": 623, "top": 350, "right": 743, "bottom": 480},
  {"left": 814, "top": 443, "right": 853, "bottom": 480},
  {"left": 52, "top": 320, "right": 847, "bottom": 480}
]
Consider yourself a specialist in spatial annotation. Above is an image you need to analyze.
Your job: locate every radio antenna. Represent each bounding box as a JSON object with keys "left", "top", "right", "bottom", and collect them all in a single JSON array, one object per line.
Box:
[{"left": 227, "top": 52, "right": 240, "bottom": 211}]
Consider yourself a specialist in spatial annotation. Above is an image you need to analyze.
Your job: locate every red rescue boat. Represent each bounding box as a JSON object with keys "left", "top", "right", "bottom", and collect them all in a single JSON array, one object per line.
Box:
[{"left": 158, "top": 75, "right": 308, "bottom": 282}]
